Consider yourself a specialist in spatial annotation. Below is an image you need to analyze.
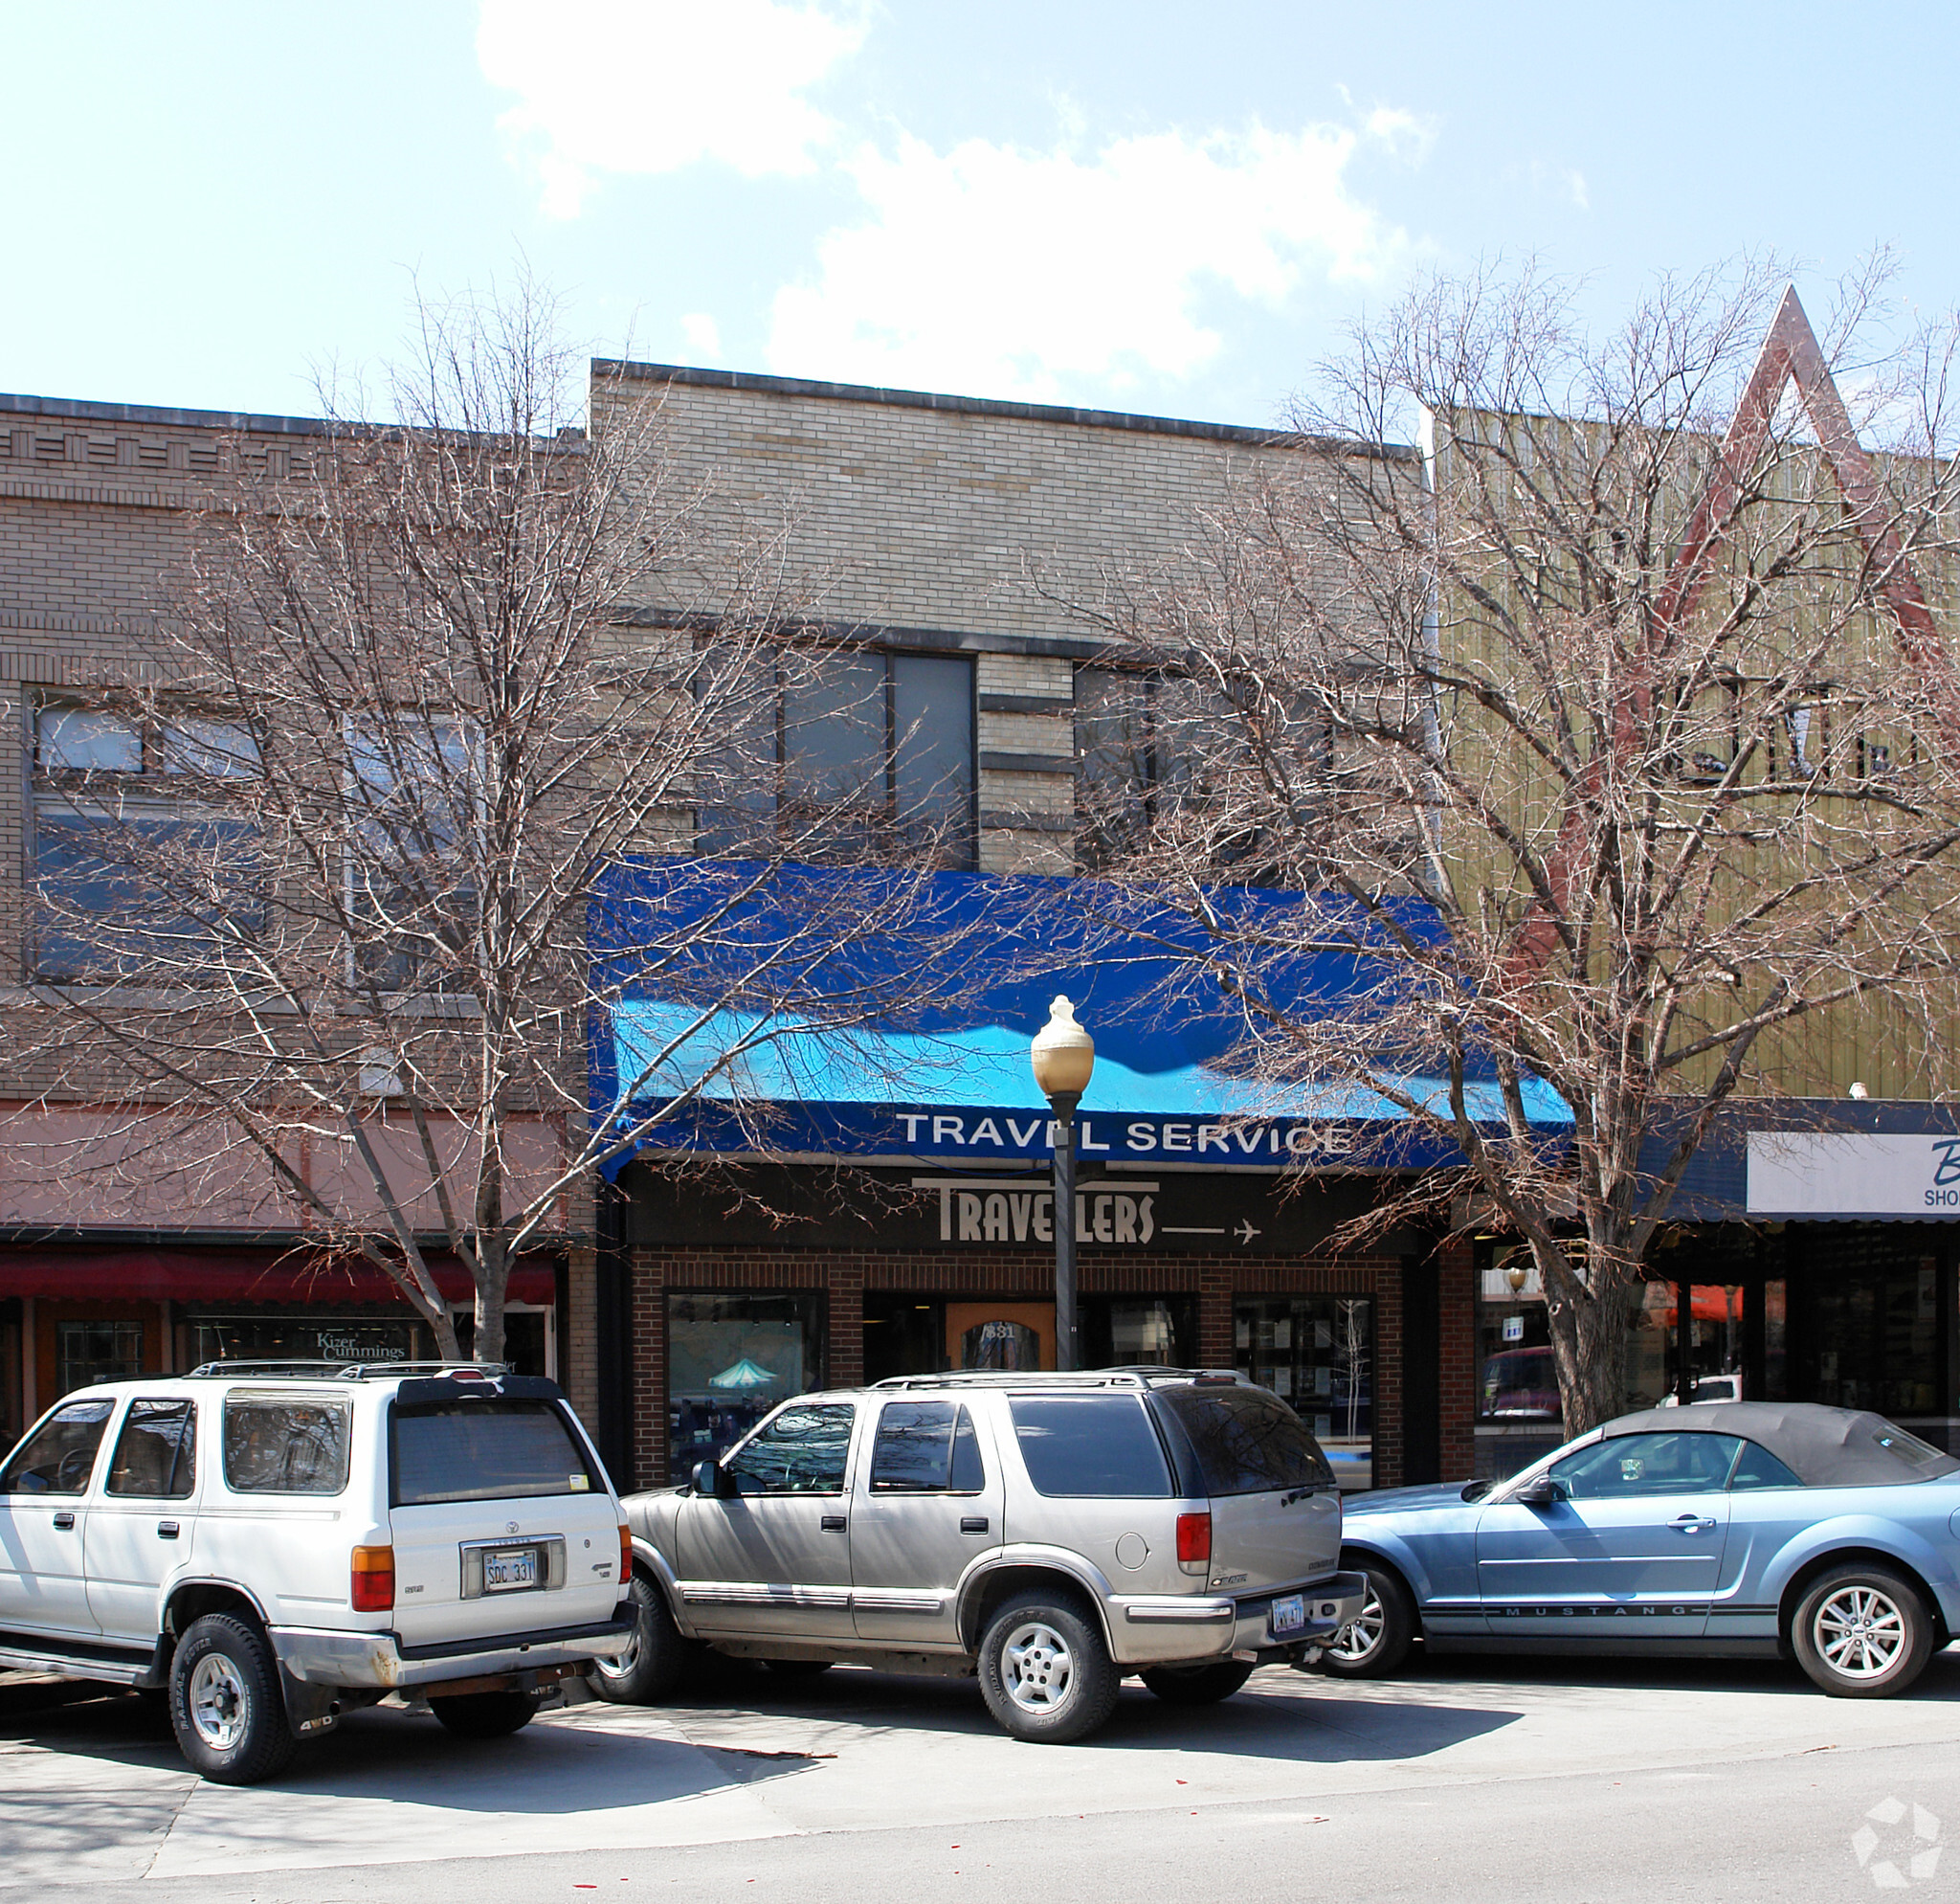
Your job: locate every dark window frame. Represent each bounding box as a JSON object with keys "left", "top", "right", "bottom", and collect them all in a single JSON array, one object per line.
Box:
[
  {"left": 388, "top": 1395, "right": 599, "bottom": 1508},
  {"left": 699, "top": 646, "right": 978, "bottom": 870},
  {"left": 29, "top": 696, "right": 266, "bottom": 983},
  {"left": 1006, "top": 1392, "right": 1175, "bottom": 1500},
  {"left": 222, "top": 1393, "right": 355, "bottom": 1497},
  {"left": 105, "top": 1397, "right": 197, "bottom": 1499},
  {"left": 868, "top": 1399, "right": 987, "bottom": 1494},
  {"left": 724, "top": 1400, "right": 858, "bottom": 1496}
]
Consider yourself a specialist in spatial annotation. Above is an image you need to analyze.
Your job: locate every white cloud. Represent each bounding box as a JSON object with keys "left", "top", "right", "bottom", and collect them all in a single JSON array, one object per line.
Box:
[
  {"left": 478, "top": 0, "right": 865, "bottom": 217},
  {"left": 767, "top": 122, "right": 1414, "bottom": 401},
  {"left": 1362, "top": 106, "right": 1437, "bottom": 165},
  {"left": 679, "top": 311, "right": 723, "bottom": 361}
]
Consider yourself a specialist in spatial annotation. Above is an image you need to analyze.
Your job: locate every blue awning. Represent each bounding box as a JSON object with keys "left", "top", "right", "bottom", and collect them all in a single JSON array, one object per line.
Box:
[{"left": 588, "top": 862, "right": 1571, "bottom": 1176}]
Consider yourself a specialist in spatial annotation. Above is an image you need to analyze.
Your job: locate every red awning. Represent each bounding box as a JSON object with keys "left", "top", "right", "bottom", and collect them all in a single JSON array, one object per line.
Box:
[{"left": 0, "top": 1246, "right": 558, "bottom": 1307}]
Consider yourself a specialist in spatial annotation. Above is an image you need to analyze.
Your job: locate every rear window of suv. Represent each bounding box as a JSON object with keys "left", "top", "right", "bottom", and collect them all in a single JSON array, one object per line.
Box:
[
  {"left": 1008, "top": 1394, "right": 1172, "bottom": 1497},
  {"left": 1155, "top": 1386, "right": 1333, "bottom": 1496},
  {"left": 391, "top": 1398, "right": 599, "bottom": 1506}
]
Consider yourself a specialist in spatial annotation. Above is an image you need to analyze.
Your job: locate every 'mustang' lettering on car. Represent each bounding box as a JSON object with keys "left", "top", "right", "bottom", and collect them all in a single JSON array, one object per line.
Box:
[{"left": 1487, "top": 1602, "right": 1700, "bottom": 1618}]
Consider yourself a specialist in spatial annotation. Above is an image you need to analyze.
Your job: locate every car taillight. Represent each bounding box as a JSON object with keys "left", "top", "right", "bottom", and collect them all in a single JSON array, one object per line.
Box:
[
  {"left": 350, "top": 1544, "right": 395, "bottom": 1612},
  {"left": 1176, "top": 1512, "right": 1212, "bottom": 1566},
  {"left": 618, "top": 1523, "right": 633, "bottom": 1585}
]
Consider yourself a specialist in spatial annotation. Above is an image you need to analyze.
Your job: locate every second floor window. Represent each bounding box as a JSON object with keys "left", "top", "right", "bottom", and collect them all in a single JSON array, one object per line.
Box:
[
  {"left": 1076, "top": 667, "right": 1160, "bottom": 870},
  {"left": 345, "top": 718, "right": 482, "bottom": 991},
  {"left": 32, "top": 702, "right": 261, "bottom": 982},
  {"left": 700, "top": 649, "right": 975, "bottom": 869}
]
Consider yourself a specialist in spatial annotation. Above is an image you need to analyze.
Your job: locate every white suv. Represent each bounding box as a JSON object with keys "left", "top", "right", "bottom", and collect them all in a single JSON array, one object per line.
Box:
[{"left": 0, "top": 1363, "right": 633, "bottom": 1783}]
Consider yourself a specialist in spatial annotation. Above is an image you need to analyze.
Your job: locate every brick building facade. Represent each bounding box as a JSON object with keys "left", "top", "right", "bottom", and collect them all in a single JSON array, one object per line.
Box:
[
  {"left": 588, "top": 366, "right": 1476, "bottom": 1494},
  {"left": 0, "top": 366, "right": 1483, "bottom": 1494},
  {"left": 0, "top": 392, "right": 578, "bottom": 1443}
]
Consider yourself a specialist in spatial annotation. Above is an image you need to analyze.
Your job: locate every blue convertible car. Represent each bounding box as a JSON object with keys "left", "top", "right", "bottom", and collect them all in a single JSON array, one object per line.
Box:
[{"left": 1326, "top": 1401, "right": 1960, "bottom": 1697}]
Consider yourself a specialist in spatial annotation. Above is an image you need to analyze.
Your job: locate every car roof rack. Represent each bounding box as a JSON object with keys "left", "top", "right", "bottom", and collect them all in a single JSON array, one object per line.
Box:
[
  {"left": 184, "top": 1359, "right": 511, "bottom": 1380},
  {"left": 870, "top": 1366, "right": 1247, "bottom": 1391}
]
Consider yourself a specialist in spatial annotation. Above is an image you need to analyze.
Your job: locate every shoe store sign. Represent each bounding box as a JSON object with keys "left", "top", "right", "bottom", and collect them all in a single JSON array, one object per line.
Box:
[{"left": 1748, "top": 1131, "right": 1960, "bottom": 1216}]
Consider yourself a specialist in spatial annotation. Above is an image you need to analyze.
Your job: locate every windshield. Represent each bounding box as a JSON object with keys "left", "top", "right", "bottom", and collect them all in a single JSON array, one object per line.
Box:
[{"left": 1155, "top": 1385, "right": 1334, "bottom": 1495}]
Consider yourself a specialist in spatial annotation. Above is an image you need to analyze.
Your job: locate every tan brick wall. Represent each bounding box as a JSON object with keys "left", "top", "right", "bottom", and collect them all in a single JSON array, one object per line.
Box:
[{"left": 593, "top": 370, "right": 1334, "bottom": 650}]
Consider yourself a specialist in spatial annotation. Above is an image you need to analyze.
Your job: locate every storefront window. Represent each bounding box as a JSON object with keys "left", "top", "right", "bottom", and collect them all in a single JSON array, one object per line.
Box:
[
  {"left": 1475, "top": 1261, "right": 1683, "bottom": 1419},
  {"left": 56, "top": 1320, "right": 144, "bottom": 1397},
  {"left": 1799, "top": 1235, "right": 1944, "bottom": 1417},
  {"left": 1234, "top": 1297, "right": 1372, "bottom": 1482},
  {"left": 452, "top": 1309, "right": 551, "bottom": 1377},
  {"left": 1476, "top": 1244, "right": 1790, "bottom": 1425},
  {"left": 1624, "top": 1281, "right": 1671, "bottom": 1410},
  {"left": 189, "top": 1311, "right": 432, "bottom": 1370},
  {"left": 861, "top": 1296, "right": 944, "bottom": 1383},
  {"left": 668, "top": 1292, "right": 824, "bottom": 1480},
  {"left": 1084, "top": 1297, "right": 1194, "bottom": 1369}
]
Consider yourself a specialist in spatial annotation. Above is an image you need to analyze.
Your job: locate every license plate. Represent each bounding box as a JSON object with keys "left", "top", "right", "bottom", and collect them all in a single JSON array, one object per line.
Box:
[
  {"left": 482, "top": 1546, "right": 539, "bottom": 1593},
  {"left": 1270, "top": 1592, "right": 1306, "bottom": 1638}
]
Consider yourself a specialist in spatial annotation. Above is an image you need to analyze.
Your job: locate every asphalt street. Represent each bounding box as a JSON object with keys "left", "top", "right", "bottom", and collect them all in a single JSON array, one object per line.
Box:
[{"left": 5, "top": 1648, "right": 1958, "bottom": 1902}]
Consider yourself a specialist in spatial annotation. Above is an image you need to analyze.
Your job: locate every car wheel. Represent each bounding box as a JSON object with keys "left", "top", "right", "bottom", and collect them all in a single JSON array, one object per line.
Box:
[
  {"left": 758, "top": 1658, "right": 834, "bottom": 1679},
  {"left": 977, "top": 1592, "right": 1121, "bottom": 1744},
  {"left": 429, "top": 1689, "right": 541, "bottom": 1737},
  {"left": 1139, "top": 1659, "right": 1256, "bottom": 1705},
  {"left": 588, "top": 1573, "right": 697, "bottom": 1704},
  {"left": 1321, "top": 1563, "right": 1416, "bottom": 1679},
  {"left": 1792, "top": 1564, "right": 1934, "bottom": 1698},
  {"left": 168, "top": 1613, "right": 297, "bottom": 1785}
]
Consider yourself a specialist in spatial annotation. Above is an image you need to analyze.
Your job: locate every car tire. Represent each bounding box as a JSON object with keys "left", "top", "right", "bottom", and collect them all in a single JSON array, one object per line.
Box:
[
  {"left": 588, "top": 1573, "right": 697, "bottom": 1704},
  {"left": 168, "top": 1613, "right": 297, "bottom": 1785},
  {"left": 1320, "top": 1562, "right": 1416, "bottom": 1679},
  {"left": 429, "top": 1689, "right": 541, "bottom": 1737},
  {"left": 1139, "top": 1659, "right": 1256, "bottom": 1705},
  {"left": 977, "top": 1592, "right": 1121, "bottom": 1744},
  {"left": 758, "top": 1658, "right": 834, "bottom": 1680},
  {"left": 1791, "top": 1563, "right": 1935, "bottom": 1698}
]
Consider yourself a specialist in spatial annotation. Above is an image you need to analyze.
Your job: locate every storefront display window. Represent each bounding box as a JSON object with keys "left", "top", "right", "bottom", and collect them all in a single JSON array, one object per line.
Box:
[
  {"left": 189, "top": 1311, "right": 433, "bottom": 1370},
  {"left": 1799, "top": 1235, "right": 1945, "bottom": 1417},
  {"left": 56, "top": 1319, "right": 144, "bottom": 1398},
  {"left": 1084, "top": 1297, "right": 1194, "bottom": 1368},
  {"left": 668, "top": 1292, "right": 824, "bottom": 1479},
  {"left": 452, "top": 1308, "right": 552, "bottom": 1378},
  {"left": 1234, "top": 1297, "right": 1372, "bottom": 1480},
  {"left": 861, "top": 1296, "right": 943, "bottom": 1383},
  {"left": 1476, "top": 1242, "right": 1793, "bottom": 1429}
]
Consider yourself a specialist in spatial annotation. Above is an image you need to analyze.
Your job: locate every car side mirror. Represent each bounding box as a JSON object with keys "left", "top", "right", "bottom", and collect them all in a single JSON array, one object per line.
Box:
[
  {"left": 1514, "top": 1475, "right": 1565, "bottom": 1508},
  {"left": 692, "top": 1458, "right": 735, "bottom": 1498},
  {"left": 1459, "top": 1479, "right": 1492, "bottom": 1503}
]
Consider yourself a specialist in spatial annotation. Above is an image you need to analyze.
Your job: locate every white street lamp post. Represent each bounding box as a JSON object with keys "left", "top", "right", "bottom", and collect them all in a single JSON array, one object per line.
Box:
[{"left": 1031, "top": 995, "right": 1095, "bottom": 1373}]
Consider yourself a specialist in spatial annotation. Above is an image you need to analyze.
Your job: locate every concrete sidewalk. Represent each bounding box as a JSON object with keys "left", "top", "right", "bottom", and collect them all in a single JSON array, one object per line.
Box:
[{"left": 5, "top": 1650, "right": 1959, "bottom": 1891}]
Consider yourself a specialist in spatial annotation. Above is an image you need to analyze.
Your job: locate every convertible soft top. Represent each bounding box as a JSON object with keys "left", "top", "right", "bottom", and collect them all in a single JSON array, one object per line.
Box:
[{"left": 1600, "top": 1401, "right": 1960, "bottom": 1489}]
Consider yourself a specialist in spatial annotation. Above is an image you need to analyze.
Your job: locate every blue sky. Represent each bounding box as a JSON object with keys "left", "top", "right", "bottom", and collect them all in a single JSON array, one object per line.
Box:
[{"left": 4, "top": 2, "right": 1955, "bottom": 430}]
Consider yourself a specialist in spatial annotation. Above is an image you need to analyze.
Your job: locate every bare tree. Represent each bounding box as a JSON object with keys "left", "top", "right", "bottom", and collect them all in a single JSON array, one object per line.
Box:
[
  {"left": 1066, "top": 258, "right": 1960, "bottom": 1435},
  {"left": 11, "top": 280, "right": 969, "bottom": 1364}
]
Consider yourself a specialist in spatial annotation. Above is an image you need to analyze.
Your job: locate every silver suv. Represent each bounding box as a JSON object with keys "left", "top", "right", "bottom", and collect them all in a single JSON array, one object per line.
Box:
[{"left": 596, "top": 1369, "right": 1365, "bottom": 1742}]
